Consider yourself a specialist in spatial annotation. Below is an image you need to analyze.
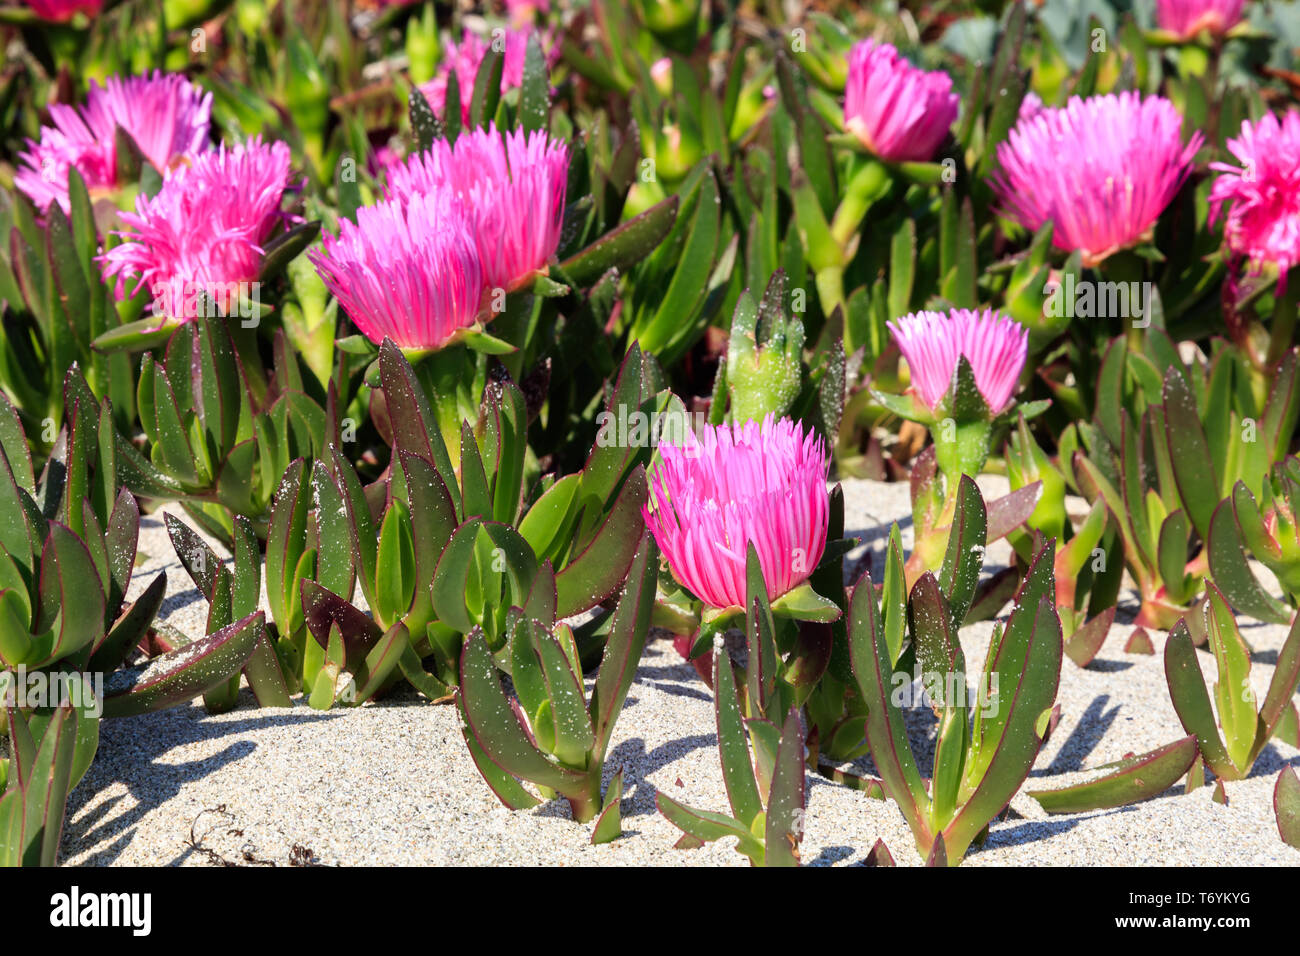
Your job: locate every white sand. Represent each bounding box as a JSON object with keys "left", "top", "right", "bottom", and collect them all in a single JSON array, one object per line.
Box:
[{"left": 60, "top": 480, "right": 1300, "bottom": 866}]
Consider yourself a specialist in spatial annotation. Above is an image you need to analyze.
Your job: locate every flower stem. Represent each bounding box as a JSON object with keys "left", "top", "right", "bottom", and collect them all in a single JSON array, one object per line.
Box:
[
  {"left": 815, "top": 265, "right": 846, "bottom": 333},
  {"left": 1265, "top": 277, "right": 1298, "bottom": 369},
  {"left": 829, "top": 156, "right": 889, "bottom": 249},
  {"left": 228, "top": 321, "right": 268, "bottom": 407}
]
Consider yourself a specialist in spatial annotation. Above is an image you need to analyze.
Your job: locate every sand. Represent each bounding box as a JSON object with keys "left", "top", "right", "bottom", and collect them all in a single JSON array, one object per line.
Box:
[{"left": 59, "top": 479, "right": 1300, "bottom": 866}]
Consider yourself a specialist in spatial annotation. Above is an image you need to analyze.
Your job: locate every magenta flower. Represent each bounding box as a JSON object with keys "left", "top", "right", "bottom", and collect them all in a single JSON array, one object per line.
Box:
[
  {"left": 1209, "top": 109, "right": 1300, "bottom": 281},
  {"left": 1018, "top": 91, "right": 1045, "bottom": 123},
  {"left": 1156, "top": 0, "right": 1245, "bottom": 38},
  {"left": 504, "top": 0, "right": 548, "bottom": 27},
  {"left": 385, "top": 125, "right": 569, "bottom": 291},
  {"left": 100, "top": 137, "right": 297, "bottom": 321},
  {"left": 308, "top": 190, "right": 486, "bottom": 351},
  {"left": 643, "top": 416, "right": 830, "bottom": 611},
  {"left": 991, "top": 93, "right": 1202, "bottom": 267},
  {"left": 887, "top": 309, "right": 1029, "bottom": 414},
  {"left": 15, "top": 71, "right": 211, "bottom": 216},
  {"left": 843, "top": 39, "right": 959, "bottom": 163},
  {"left": 417, "top": 27, "right": 556, "bottom": 125},
  {"left": 20, "top": 0, "right": 101, "bottom": 21},
  {"left": 367, "top": 143, "right": 405, "bottom": 179}
]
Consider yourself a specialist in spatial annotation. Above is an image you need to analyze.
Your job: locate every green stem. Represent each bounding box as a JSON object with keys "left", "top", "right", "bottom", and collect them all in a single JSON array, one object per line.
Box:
[
  {"left": 567, "top": 772, "right": 604, "bottom": 824},
  {"left": 414, "top": 345, "right": 477, "bottom": 468},
  {"left": 1266, "top": 280, "right": 1298, "bottom": 369},
  {"left": 1099, "top": 251, "right": 1147, "bottom": 348},
  {"left": 829, "top": 156, "right": 889, "bottom": 248},
  {"left": 815, "top": 266, "right": 846, "bottom": 334},
  {"left": 228, "top": 321, "right": 268, "bottom": 407}
]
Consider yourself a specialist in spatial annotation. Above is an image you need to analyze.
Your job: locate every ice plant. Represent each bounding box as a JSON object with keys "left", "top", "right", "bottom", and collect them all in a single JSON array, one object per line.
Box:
[
  {"left": 100, "top": 137, "right": 296, "bottom": 322},
  {"left": 384, "top": 125, "right": 569, "bottom": 292},
  {"left": 888, "top": 308, "right": 1027, "bottom": 415},
  {"left": 643, "top": 415, "right": 831, "bottom": 613},
  {"left": 1209, "top": 109, "right": 1300, "bottom": 282},
  {"left": 991, "top": 92, "right": 1202, "bottom": 266},
  {"left": 657, "top": 652, "right": 807, "bottom": 866},
  {"left": 1017, "top": 91, "right": 1044, "bottom": 123},
  {"left": 806, "top": 40, "right": 958, "bottom": 324},
  {"left": 850, "top": 500, "right": 1073, "bottom": 865},
  {"left": 417, "top": 27, "right": 550, "bottom": 124},
  {"left": 457, "top": 537, "right": 658, "bottom": 833},
  {"left": 884, "top": 308, "right": 1027, "bottom": 478},
  {"left": 0, "top": 368, "right": 260, "bottom": 718},
  {"left": 877, "top": 309, "right": 1033, "bottom": 574},
  {"left": 309, "top": 190, "right": 485, "bottom": 351},
  {"left": 843, "top": 38, "right": 959, "bottom": 164},
  {"left": 253, "top": 344, "right": 659, "bottom": 710},
  {"left": 1165, "top": 585, "right": 1300, "bottom": 783},
  {"left": 721, "top": 273, "right": 807, "bottom": 425},
  {"left": 0, "top": 370, "right": 262, "bottom": 866},
  {"left": 14, "top": 70, "right": 211, "bottom": 215},
  {"left": 1155, "top": 0, "right": 1245, "bottom": 39},
  {"left": 1208, "top": 454, "right": 1300, "bottom": 625}
]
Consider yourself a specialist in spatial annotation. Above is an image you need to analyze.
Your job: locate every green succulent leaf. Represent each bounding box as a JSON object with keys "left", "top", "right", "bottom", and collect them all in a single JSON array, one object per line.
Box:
[
  {"left": 713, "top": 646, "right": 763, "bottom": 827},
  {"left": 88, "top": 571, "right": 167, "bottom": 675},
  {"left": 764, "top": 707, "right": 806, "bottom": 867},
  {"left": 518, "top": 473, "right": 581, "bottom": 564},
  {"left": 1276, "top": 767, "right": 1300, "bottom": 850},
  {"left": 590, "top": 768, "right": 625, "bottom": 845},
  {"left": 457, "top": 630, "right": 588, "bottom": 794},
  {"left": 34, "top": 522, "right": 107, "bottom": 666},
  {"left": 654, "top": 791, "right": 764, "bottom": 863},
  {"left": 1207, "top": 487, "right": 1292, "bottom": 625},
  {"left": 103, "top": 612, "right": 264, "bottom": 718},
  {"left": 848, "top": 569, "right": 931, "bottom": 847},
  {"left": 555, "top": 466, "right": 648, "bottom": 618},
  {"left": 1204, "top": 584, "right": 1259, "bottom": 773},
  {"left": 589, "top": 533, "right": 657, "bottom": 754},
  {"left": 559, "top": 194, "right": 680, "bottom": 287},
  {"left": 350, "top": 622, "right": 411, "bottom": 705},
  {"left": 1027, "top": 735, "right": 1198, "bottom": 813},
  {"left": 770, "top": 582, "right": 841, "bottom": 623},
  {"left": 939, "top": 475, "right": 987, "bottom": 631},
  {"left": 1164, "top": 620, "right": 1237, "bottom": 779},
  {"left": 1163, "top": 366, "right": 1219, "bottom": 538}
]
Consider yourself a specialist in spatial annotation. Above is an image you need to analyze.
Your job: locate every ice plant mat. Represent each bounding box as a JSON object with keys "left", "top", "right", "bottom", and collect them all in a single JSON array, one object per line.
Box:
[{"left": 62, "top": 480, "right": 1300, "bottom": 866}]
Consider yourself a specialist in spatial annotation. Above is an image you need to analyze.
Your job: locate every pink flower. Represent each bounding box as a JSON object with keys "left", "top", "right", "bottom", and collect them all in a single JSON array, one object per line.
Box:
[
  {"left": 367, "top": 143, "right": 405, "bottom": 179},
  {"left": 1018, "top": 91, "right": 1045, "bottom": 122},
  {"left": 843, "top": 39, "right": 959, "bottom": 163},
  {"left": 308, "top": 190, "right": 486, "bottom": 351},
  {"left": 100, "top": 137, "right": 296, "bottom": 321},
  {"left": 15, "top": 70, "right": 211, "bottom": 215},
  {"left": 887, "top": 309, "right": 1028, "bottom": 414},
  {"left": 20, "top": 0, "right": 101, "bottom": 21},
  {"left": 1209, "top": 109, "right": 1300, "bottom": 281},
  {"left": 385, "top": 125, "right": 568, "bottom": 291},
  {"left": 1156, "top": 0, "right": 1245, "bottom": 38},
  {"left": 991, "top": 92, "right": 1202, "bottom": 266},
  {"left": 504, "top": 0, "right": 548, "bottom": 28},
  {"left": 643, "top": 416, "right": 830, "bottom": 611},
  {"left": 417, "top": 27, "right": 555, "bottom": 125}
]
